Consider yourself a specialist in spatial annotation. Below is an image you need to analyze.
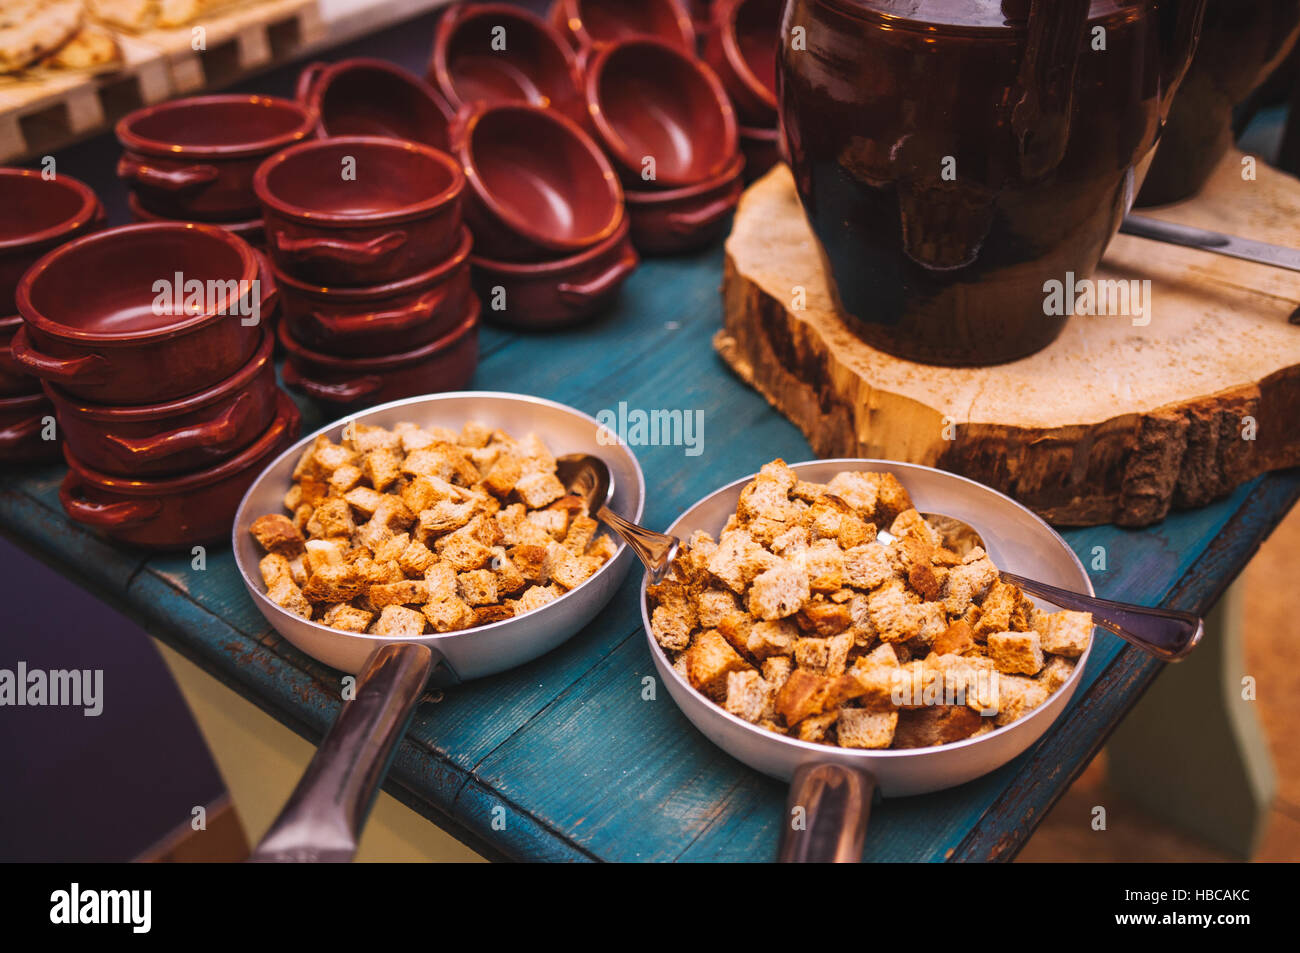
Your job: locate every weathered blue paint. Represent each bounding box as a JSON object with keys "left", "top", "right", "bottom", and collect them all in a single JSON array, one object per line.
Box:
[{"left": 2, "top": 234, "right": 1294, "bottom": 862}]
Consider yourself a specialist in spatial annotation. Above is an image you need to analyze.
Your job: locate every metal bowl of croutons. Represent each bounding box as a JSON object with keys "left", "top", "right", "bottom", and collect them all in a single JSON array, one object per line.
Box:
[
  {"left": 641, "top": 458, "right": 1096, "bottom": 857},
  {"left": 233, "top": 391, "right": 645, "bottom": 679}
]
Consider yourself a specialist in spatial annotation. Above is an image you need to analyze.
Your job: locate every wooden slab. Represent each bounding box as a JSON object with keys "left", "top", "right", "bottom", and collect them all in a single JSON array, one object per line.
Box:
[{"left": 715, "top": 153, "right": 1300, "bottom": 526}]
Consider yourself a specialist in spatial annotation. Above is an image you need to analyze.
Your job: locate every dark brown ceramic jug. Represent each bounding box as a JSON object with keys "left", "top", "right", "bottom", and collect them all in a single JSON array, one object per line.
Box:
[
  {"left": 1137, "top": 0, "right": 1300, "bottom": 207},
  {"left": 779, "top": 0, "right": 1206, "bottom": 365}
]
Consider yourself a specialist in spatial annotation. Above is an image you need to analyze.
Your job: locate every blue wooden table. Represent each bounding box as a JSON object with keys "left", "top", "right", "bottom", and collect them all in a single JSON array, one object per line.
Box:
[{"left": 3, "top": 9, "right": 1298, "bottom": 862}]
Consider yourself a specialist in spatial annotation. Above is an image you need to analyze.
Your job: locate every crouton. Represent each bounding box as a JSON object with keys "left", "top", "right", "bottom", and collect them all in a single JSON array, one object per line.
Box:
[
  {"left": 473, "top": 605, "right": 514, "bottom": 626},
  {"left": 892, "top": 706, "right": 987, "bottom": 748},
  {"left": 302, "top": 563, "right": 366, "bottom": 603},
  {"left": 1038, "top": 655, "right": 1075, "bottom": 693},
  {"left": 837, "top": 708, "right": 898, "bottom": 749},
  {"left": 435, "top": 530, "right": 493, "bottom": 572},
  {"left": 267, "top": 577, "right": 311, "bottom": 618},
  {"left": 306, "top": 498, "right": 355, "bottom": 540},
  {"left": 259, "top": 552, "right": 294, "bottom": 589},
  {"left": 344, "top": 486, "right": 387, "bottom": 520},
  {"left": 422, "top": 597, "right": 474, "bottom": 633},
  {"left": 515, "top": 471, "right": 566, "bottom": 509},
  {"left": 932, "top": 618, "right": 978, "bottom": 657},
  {"left": 724, "top": 670, "right": 775, "bottom": 723},
  {"left": 684, "top": 630, "right": 752, "bottom": 699},
  {"left": 398, "top": 540, "right": 438, "bottom": 576},
  {"left": 1035, "top": 610, "right": 1093, "bottom": 658},
  {"left": 796, "top": 711, "right": 839, "bottom": 743},
  {"left": 974, "top": 580, "right": 1034, "bottom": 639},
  {"left": 706, "top": 528, "right": 777, "bottom": 593},
  {"left": 748, "top": 561, "right": 810, "bottom": 620},
  {"left": 987, "top": 631, "right": 1045, "bottom": 675},
  {"left": 563, "top": 515, "right": 599, "bottom": 555},
  {"left": 762, "top": 656, "right": 794, "bottom": 690},
  {"left": 368, "top": 580, "right": 429, "bottom": 609},
  {"left": 510, "top": 585, "right": 561, "bottom": 615},
  {"left": 362, "top": 448, "right": 403, "bottom": 491},
  {"left": 695, "top": 589, "right": 738, "bottom": 629},
  {"left": 796, "top": 600, "right": 852, "bottom": 637},
  {"left": 457, "top": 569, "right": 499, "bottom": 606},
  {"left": 321, "top": 603, "right": 374, "bottom": 633},
  {"left": 251, "top": 514, "right": 306, "bottom": 557},
  {"left": 484, "top": 453, "right": 523, "bottom": 498},
  {"left": 746, "top": 619, "right": 797, "bottom": 659},
  {"left": 843, "top": 542, "right": 896, "bottom": 590},
  {"left": 509, "top": 543, "right": 550, "bottom": 583},
  {"left": 992, "top": 675, "right": 1049, "bottom": 726},
  {"left": 373, "top": 605, "right": 426, "bottom": 638},
  {"left": 775, "top": 669, "right": 834, "bottom": 725}
]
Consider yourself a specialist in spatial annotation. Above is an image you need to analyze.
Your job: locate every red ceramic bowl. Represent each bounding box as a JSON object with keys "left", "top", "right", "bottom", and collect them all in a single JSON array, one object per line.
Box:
[
  {"left": 454, "top": 101, "right": 624, "bottom": 262},
  {"left": 59, "top": 392, "right": 302, "bottom": 550},
  {"left": 739, "top": 123, "right": 781, "bottom": 182},
  {"left": 0, "top": 314, "right": 39, "bottom": 396},
  {"left": 46, "top": 328, "right": 279, "bottom": 478},
  {"left": 431, "top": 2, "right": 587, "bottom": 125},
  {"left": 126, "top": 192, "right": 267, "bottom": 249},
  {"left": 0, "top": 169, "right": 105, "bottom": 313},
  {"left": 296, "top": 58, "right": 457, "bottom": 151},
  {"left": 625, "top": 153, "right": 744, "bottom": 255},
  {"left": 549, "top": 0, "right": 695, "bottom": 51},
  {"left": 704, "top": 0, "right": 780, "bottom": 126},
  {"left": 585, "top": 37, "right": 738, "bottom": 189},
  {"left": 0, "top": 390, "right": 59, "bottom": 463},
  {"left": 117, "top": 95, "right": 317, "bottom": 222},
  {"left": 277, "top": 227, "right": 474, "bottom": 356},
  {"left": 12, "top": 223, "right": 268, "bottom": 405},
  {"left": 256, "top": 136, "right": 465, "bottom": 287},
  {"left": 471, "top": 216, "right": 637, "bottom": 330},
  {"left": 281, "top": 297, "right": 480, "bottom": 411}
]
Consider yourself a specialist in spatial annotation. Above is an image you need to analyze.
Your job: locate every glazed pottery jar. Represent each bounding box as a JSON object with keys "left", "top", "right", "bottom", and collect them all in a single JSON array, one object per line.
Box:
[
  {"left": 1138, "top": 0, "right": 1300, "bottom": 206},
  {"left": 780, "top": 0, "right": 1206, "bottom": 365}
]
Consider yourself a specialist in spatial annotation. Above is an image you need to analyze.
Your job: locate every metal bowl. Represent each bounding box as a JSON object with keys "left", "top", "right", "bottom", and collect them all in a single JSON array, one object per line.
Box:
[
  {"left": 234, "top": 391, "right": 646, "bottom": 679},
  {"left": 640, "top": 459, "right": 1095, "bottom": 797}
]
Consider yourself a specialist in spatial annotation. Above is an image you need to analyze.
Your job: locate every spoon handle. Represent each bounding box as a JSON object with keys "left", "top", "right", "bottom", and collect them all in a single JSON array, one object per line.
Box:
[
  {"left": 1120, "top": 214, "right": 1300, "bottom": 273},
  {"left": 597, "top": 504, "right": 679, "bottom": 584},
  {"left": 1001, "top": 571, "right": 1203, "bottom": 662}
]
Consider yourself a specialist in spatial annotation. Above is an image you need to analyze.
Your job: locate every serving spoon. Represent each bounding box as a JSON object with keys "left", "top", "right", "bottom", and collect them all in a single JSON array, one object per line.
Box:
[{"left": 560, "top": 454, "right": 1203, "bottom": 662}]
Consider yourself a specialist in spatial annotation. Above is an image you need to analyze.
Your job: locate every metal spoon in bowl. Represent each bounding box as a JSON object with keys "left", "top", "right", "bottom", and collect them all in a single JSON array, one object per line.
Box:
[
  {"left": 880, "top": 512, "right": 1203, "bottom": 661},
  {"left": 560, "top": 454, "right": 1203, "bottom": 662},
  {"left": 557, "top": 453, "right": 679, "bottom": 583}
]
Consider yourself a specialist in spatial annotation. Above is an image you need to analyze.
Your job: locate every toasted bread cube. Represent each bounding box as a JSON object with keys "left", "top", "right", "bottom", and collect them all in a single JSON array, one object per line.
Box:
[
  {"left": 418, "top": 499, "right": 478, "bottom": 538},
  {"left": 1038, "top": 655, "right": 1075, "bottom": 693},
  {"left": 511, "top": 584, "right": 560, "bottom": 615},
  {"left": 987, "top": 631, "right": 1044, "bottom": 675},
  {"left": 932, "top": 619, "right": 977, "bottom": 657},
  {"left": 586, "top": 533, "right": 618, "bottom": 564},
  {"left": 706, "top": 528, "right": 777, "bottom": 594},
  {"left": 508, "top": 543, "right": 549, "bottom": 583},
  {"left": 306, "top": 498, "right": 355, "bottom": 540},
  {"left": 328, "top": 464, "right": 363, "bottom": 493},
  {"left": 526, "top": 507, "right": 569, "bottom": 539},
  {"left": 859, "top": 642, "right": 900, "bottom": 669},
  {"left": 302, "top": 562, "right": 366, "bottom": 603},
  {"left": 355, "top": 517, "right": 395, "bottom": 555},
  {"left": 715, "top": 611, "right": 753, "bottom": 656},
  {"left": 373, "top": 604, "right": 426, "bottom": 638},
  {"left": 748, "top": 561, "right": 811, "bottom": 620},
  {"left": 369, "top": 579, "right": 429, "bottom": 609},
  {"left": 892, "top": 706, "right": 986, "bottom": 748},
  {"left": 837, "top": 708, "right": 898, "bottom": 749},
  {"left": 761, "top": 656, "right": 794, "bottom": 690},
  {"left": 471, "top": 605, "right": 512, "bottom": 626},
  {"left": 496, "top": 504, "right": 552, "bottom": 547},
  {"left": 403, "top": 444, "right": 480, "bottom": 486},
  {"left": 457, "top": 569, "right": 499, "bottom": 606},
  {"left": 744, "top": 618, "right": 796, "bottom": 659},
  {"left": 563, "top": 515, "right": 599, "bottom": 555},
  {"left": 422, "top": 596, "right": 474, "bottom": 633},
  {"left": 292, "top": 438, "right": 328, "bottom": 480},
  {"left": 362, "top": 448, "right": 402, "bottom": 491},
  {"left": 489, "top": 549, "right": 527, "bottom": 596},
  {"left": 484, "top": 453, "right": 523, "bottom": 498},
  {"left": 398, "top": 540, "right": 438, "bottom": 576},
  {"left": 942, "top": 547, "right": 1000, "bottom": 616},
  {"left": 435, "top": 531, "right": 493, "bottom": 572},
  {"left": 372, "top": 532, "right": 410, "bottom": 566},
  {"left": 795, "top": 635, "right": 853, "bottom": 676},
  {"left": 975, "top": 580, "right": 1033, "bottom": 639},
  {"left": 547, "top": 542, "right": 597, "bottom": 590},
  {"left": 284, "top": 484, "right": 303, "bottom": 512},
  {"left": 424, "top": 562, "right": 458, "bottom": 602},
  {"left": 872, "top": 473, "right": 914, "bottom": 523},
  {"left": 724, "top": 670, "right": 775, "bottom": 723},
  {"left": 251, "top": 514, "right": 306, "bottom": 557},
  {"left": 993, "top": 674, "right": 1049, "bottom": 726},
  {"left": 684, "top": 630, "right": 752, "bottom": 700},
  {"left": 267, "top": 577, "right": 311, "bottom": 618},
  {"left": 400, "top": 475, "right": 455, "bottom": 514},
  {"left": 824, "top": 471, "right": 888, "bottom": 519},
  {"left": 321, "top": 603, "right": 374, "bottom": 633},
  {"left": 796, "top": 600, "right": 852, "bottom": 637},
  {"left": 867, "top": 578, "right": 921, "bottom": 643},
  {"left": 775, "top": 669, "right": 834, "bottom": 725},
  {"left": 843, "top": 542, "right": 895, "bottom": 590},
  {"left": 304, "top": 538, "right": 346, "bottom": 575},
  {"left": 259, "top": 552, "right": 294, "bottom": 589},
  {"left": 1035, "top": 610, "right": 1092, "bottom": 658},
  {"left": 345, "top": 422, "right": 401, "bottom": 454},
  {"left": 695, "top": 589, "right": 739, "bottom": 629},
  {"left": 343, "top": 486, "right": 387, "bottom": 520},
  {"left": 648, "top": 580, "right": 696, "bottom": 649},
  {"left": 796, "top": 711, "right": 839, "bottom": 743}
]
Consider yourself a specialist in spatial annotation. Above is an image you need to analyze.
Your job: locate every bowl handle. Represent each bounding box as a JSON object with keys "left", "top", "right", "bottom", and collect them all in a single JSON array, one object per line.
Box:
[
  {"left": 309, "top": 285, "right": 450, "bottom": 339},
  {"left": 777, "top": 763, "right": 875, "bottom": 863},
  {"left": 60, "top": 471, "right": 163, "bottom": 530},
  {"left": 274, "top": 231, "right": 408, "bottom": 267},
  {"left": 282, "top": 362, "right": 384, "bottom": 404},
  {"left": 8, "top": 326, "right": 108, "bottom": 384},
  {"left": 116, "top": 155, "right": 220, "bottom": 193},
  {"left": 557, "top": 249, "right": 639, "bottom": 304},
  {"left": 0, "top": 413, "right": 45, "bottom": 450},
  {"left": 103, "top": 392, "right": 254, "bottom": 463},
  {"left": 294, "top": 61, "right": 329, "bottom": 104},
  {"left": 666, "top": 192, "right": 740, "bottom": 235},
  {"left": 251, "top": 642, "right": 438, "bottom": 862}
]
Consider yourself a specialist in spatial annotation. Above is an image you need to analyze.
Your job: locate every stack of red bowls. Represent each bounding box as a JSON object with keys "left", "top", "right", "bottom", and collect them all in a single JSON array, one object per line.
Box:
[
  {"left": 549, "top": 0, "right": 698, "bottom": 53},
  {"left": 116, "top": 94, "right": 319, "bottom": 250},
  {"left": 256, "top": 135, "right": 481, "bottom": 409},
  {"left": 0, "top": 168, "right": 105, "bottom": 464},
  {"left": 9, "top": 222, "right": 300, "bottom": 549},
  {"left": 704, "top": 0, "right": 783, "bottom": 183},
  {"left": 583, "top": 35, "right": 744, "bottom": 254}
]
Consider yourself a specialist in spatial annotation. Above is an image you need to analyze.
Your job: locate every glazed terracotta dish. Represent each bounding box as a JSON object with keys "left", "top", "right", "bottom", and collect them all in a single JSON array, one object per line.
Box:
[
  {"left": 297, "top": 58, "right": 457, "bottom": 150},
  {"left": 0, "top": 169, "right": 105, "bottom": 313},
  {"left": 550, "top": 0, "right": 696, "bottom": 52},
  {"left": 624, "top": 153, "right": 744, "bottom": 255},
  {"left": 704, "top": 0, "right": 780, "bottom": 127}
]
